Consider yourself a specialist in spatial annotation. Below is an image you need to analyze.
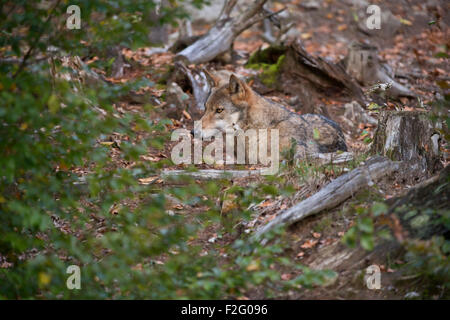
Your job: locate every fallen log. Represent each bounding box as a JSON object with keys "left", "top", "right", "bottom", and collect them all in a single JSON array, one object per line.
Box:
[
  {"left": 253, "top": 156, "right": 400, "bottom": 239},
  {"left": 282, "top": 41, "right": 366, "bottom": 103},
  {"left": 246, "top": 41, "right": 366, "bottom": 109},
  {"left": 305, "top": 151, "right": 354, "bottom": 164},
  {"left": 161, "top": 169, "right": 262, "bottom": 180},
  {"left": 175, "top": 0, "right": 270, "bottom": 64},
  {"left": 303, "top": 165, "right": 449, "bottom": 292},
  {"left": 161, "top": 151, "right": 355, "bottom": 181}
]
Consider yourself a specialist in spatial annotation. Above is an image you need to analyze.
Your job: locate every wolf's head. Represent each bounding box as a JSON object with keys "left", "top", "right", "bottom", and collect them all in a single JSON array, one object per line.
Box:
[{"left": 194, "top": 74, "right": 253, "bottom": 139}]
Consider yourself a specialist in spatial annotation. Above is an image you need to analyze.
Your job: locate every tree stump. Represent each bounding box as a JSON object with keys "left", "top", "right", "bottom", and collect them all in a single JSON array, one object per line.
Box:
[
  {"left": 371, "top": 111, "right": 441, "bottom": 175},
  {"left": 345, "top": 42, "right": 415, "bottom": 98}
]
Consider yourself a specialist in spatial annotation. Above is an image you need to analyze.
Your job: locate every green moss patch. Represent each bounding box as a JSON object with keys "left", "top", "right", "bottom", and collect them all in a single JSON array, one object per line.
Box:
[{"left": 246, "top": 49, "right": 286, "bottom": 87}]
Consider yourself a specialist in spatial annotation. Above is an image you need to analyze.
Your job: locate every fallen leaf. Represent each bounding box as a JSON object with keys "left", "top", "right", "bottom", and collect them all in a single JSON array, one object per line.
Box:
[
  {"left": 259, "top": 199, "right": 275, "bottom": 207},
  {"left": 265, "top": 214, "right": 277, "bottom": 223},
  {"left": 138, "top": 176, "right": 158, "bottom": 185},
  {"left": 132, "top": 263, "right": 143, "bottom": 271},
  {"left": 300, "top": 239, "right": 318, "bottom": 249},
  {"left": 281, "top": 273, "right": 292, "bottom": 281},
  {"left": 109, "top": 203, "right": 121, "bottom": 215},
  {"left": 301, "top": 32, "right": 312, "bottom": 40},
  {"left": 182, "top": 110, "right": 192, "bottom": 120},
  {"left": 246, "top": 260, "right": 260, "bottom": 271},
  {"left": 141, "top": 155, "right": 160, "bottom": 162},
  {"left": 400, "top": 18, "right": 412, "bottom": 26}
]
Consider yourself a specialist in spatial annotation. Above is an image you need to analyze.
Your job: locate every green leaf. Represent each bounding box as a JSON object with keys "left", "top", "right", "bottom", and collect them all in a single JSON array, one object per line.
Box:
[
  {"left": 371, "top": 202, "right": 388, "bottom": 216},
  {"left": 361, "top": 234, "right": 374, "bottom": 251},
  {"left": 313, "top": 128, "right": 320, "bottom": 140},
  {"left": 434, "top": 52, "right": 449, "bottom": 58},
  {"left": 48, "top": 94, "right": 60, "bottom": 114},
  {"left": 410, "top": 214, "right": 430, "bottom": 229},
  {"left": 342, "top": 227, "right": 357, "bottom": 248},
  {"left": 358, "top": 217, "right": 374, "bottom": 233}
]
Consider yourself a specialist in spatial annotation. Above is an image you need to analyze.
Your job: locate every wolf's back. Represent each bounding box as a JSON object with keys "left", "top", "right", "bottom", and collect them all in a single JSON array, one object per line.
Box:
[{"left": 297, "top": 113, "right": 347, "bottom": 153}]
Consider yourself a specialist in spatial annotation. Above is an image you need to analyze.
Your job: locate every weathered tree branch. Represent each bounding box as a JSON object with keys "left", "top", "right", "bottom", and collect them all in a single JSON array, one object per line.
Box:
[
  {"left": 175, "top": 0, "right": 269, "bottom": 64},
  {"left": 161, "top": 169, "right": 262, "bottom": 180},
  {"left": 161, "top": 152, "right": 355, "bottom": 181},
  {"left": 174, "top": 61, "right": 211, "bottom": 113}
]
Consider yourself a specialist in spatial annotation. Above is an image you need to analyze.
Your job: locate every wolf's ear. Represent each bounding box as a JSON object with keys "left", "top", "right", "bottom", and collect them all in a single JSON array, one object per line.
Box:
[
  {"left": 228, "top": 74, "right": 247, "bottom": 98},
  {"left": 203, "top": 69, "right": 220, "bottom": 88}
]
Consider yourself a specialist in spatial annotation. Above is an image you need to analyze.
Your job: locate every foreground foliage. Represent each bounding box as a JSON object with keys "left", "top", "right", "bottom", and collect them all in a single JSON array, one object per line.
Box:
[{"left": 0, "top": 1, "right": 336, "bottom": 299}]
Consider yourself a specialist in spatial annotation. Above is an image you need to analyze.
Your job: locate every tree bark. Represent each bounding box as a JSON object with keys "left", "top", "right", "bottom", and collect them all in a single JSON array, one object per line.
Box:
[
  {"left": 248, "top": 41, "right": 366, "bottom": 108},
  {"left": 281, "top": 41, "right": 366, "bottom": 104},
  {"left": 371, "top": 111, "right": 441, "bottom": 175},
  {"left": 161, "top": 169, "right": 262, "bottom": 180},
  {"left": 174, "top": 61, "right": 211, "bottom": 113}
]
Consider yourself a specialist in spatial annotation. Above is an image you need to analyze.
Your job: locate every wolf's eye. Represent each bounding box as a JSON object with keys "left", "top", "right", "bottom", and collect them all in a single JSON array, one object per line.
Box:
[{"left": 216, "top": 107, "right": 224, "bottom": 113}]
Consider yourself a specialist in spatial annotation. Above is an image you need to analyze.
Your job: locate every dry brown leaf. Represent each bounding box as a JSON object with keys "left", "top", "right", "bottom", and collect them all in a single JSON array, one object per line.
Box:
[
  {"left": 246, "top": 260, "right": 260, "bottom": 271},
  {"left": 109, "top": 203, "right": 121, "bottom": 215},
  {"left": 182, "top": 110, "right": 192, "bottom": 120},
  {"left": 301, "top": 32, "right": 312, "bottom": 40},
  {"left": 260, "top": 200, "right": 275, "bottom": 207},
  {"left": 281, "top": 273, "right": 292, "bottom": 281},
  {"left": 300, "top": 239, "right": 318, "bottom": 249},
  {"left": 141, "top": 155, "right": 160, "bottom": 162}
]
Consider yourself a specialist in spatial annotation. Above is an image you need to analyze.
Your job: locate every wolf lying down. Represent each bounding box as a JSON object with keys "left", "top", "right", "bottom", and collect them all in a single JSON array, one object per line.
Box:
[{"left": 193, "top": 74, "right": 347, "bottom": 160}]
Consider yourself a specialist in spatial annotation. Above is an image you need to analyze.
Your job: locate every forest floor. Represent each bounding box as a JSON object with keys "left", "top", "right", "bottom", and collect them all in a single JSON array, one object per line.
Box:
[{"left": 86, "top": 0, "right": 449, "bottom": 299}]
